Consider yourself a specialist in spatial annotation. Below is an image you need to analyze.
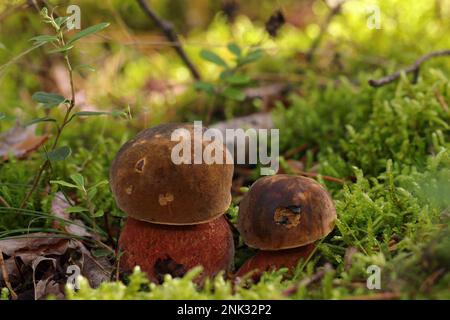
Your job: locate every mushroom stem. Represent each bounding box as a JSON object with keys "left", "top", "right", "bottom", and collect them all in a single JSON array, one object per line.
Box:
[
  {"left": 119, "top": 216, "right": 234, "bottom": 284},
  {"left": 236, "top": 243, "right": 315, "bottom": 277}
]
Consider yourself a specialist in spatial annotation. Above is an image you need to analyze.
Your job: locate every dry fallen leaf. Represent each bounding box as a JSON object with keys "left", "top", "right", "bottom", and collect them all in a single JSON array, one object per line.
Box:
[
  {"left": 0, "top": 234, "right": 70, "bottom": 264},
  {"left": 50, "top": 192, "right": 92, "bottom": 238},
  {"left": 0, "top": 233, "right": 113, "bottom": 299},
  {"left": 32, "top": 256, "right": 57, "bottom": 300},
  {"left": 0, "top": 122, "right": 48, "bottom": 160},
  {"left": 35, "top": 278, "right": 64, "bottom": 300}
]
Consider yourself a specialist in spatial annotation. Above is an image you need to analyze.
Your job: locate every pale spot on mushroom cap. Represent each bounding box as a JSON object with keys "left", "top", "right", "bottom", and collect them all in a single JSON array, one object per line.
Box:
[
  {"left": 125, "top": 186, "right": 133, "bottom": 195},
  {"left": 135, "top": 158, "right": 146, "bottom": 172},
  {"left": 132, "top": 140, "right": 147, "bottom": 147},
  {"left": 158, "top": 193, "right": 174, "bottom": 206},
  {"left": 274, "top": 206, "right": 301, "bottom": 228}
]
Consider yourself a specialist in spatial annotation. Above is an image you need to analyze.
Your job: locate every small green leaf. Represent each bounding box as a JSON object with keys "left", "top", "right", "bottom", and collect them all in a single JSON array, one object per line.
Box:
[
  {"left": 88, "top": 180, "right": 109, "bottom": 190},
  {"left": 32, "top": 92, "right": 66, "bottom": 108},
  {"left": 227, "top": 43, "right": 241, "bottom": 57},
  {"left": 66, "top": 206, "right": 89, "bottom": 213},
  {"left": 240, "top": 186, "right": 249, "bottom": 193},
  {"left": 111, "top": 110, "right": 127, "bottom": 117},
  {"left": 74, "top": 111, "right": 111, "bottom": 117},
  {"left": 74, "top": 64, "right": 96, "bottom": 72},
  {"left": 93, "top": 209, "right": 104, "bottom": 218},
  {"left": 91, "top": 248, "right": 112, "bottom": 258},
  {"left": 200, "top": 49, "right": 228, "bottom": 68},
  {"left": 222, "top": 87, "right": 246, "bottom": 101},
  {"left": 25, "top": 117, "right": 56, "bottom": 126},
  {"left": 48, "top": 44, "right": 74, "bottom": 54},
  {"left": 193, "top": 81, "right": 215, "bottom": 94},
  {"left": 0, "top": 112, "right": 5, "bottom": 120},
  {"left": 87, "top": 188, "right": 97, "bottom": 200},
  {"left": 70, "top": 173, "right": 85, "bottom": 189},
  {"left": 45, "top": 146, "right": 71, "bottom": 161},
  {"left": 50, "top": 180, "right": 80, "bottom": 189},
  {"left": 30, "top": 35, "right": 58, "bottom": 44},
  {"left": 54, "top": 16, "right": 70, "bottom": 28},
  {"left": 225, "top": 74, "right": 251, "bottom": 85},
  {"left": 239, "top": 48, "right": 263, "bottom": 65},
  {"left": 67, "top": 22, "right": 110, "bottom": 45},
  {"left": 219, "top": 69, "right": 233, "bottom": 80}
]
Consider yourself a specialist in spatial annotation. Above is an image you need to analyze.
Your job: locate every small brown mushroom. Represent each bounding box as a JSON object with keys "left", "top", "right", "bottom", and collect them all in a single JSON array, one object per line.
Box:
[
  {"left": 119, "top": 216, "right": 234, "bottom": 283},
  {"left": 236, "top": 174, "right": 336, "bottom": 276},
  {"left": 110, "top": 123, "right": 234, "bottom": 225}
]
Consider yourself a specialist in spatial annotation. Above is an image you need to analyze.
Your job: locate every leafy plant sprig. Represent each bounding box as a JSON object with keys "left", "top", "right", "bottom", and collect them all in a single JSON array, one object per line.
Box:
[
  {"left": 19, "top": 8, "right": 111, "bottom": 209},
  {"left": 194, "top": 42, "right": 264, "bottom": 121},
  {"left": 50, "top": 173, "right": 108, "bottom": 231}
]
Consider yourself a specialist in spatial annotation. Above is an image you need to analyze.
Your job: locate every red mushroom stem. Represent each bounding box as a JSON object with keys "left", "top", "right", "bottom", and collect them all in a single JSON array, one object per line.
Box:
[{"left": 236, "top": 243, "right": 315, "bottom": 278}]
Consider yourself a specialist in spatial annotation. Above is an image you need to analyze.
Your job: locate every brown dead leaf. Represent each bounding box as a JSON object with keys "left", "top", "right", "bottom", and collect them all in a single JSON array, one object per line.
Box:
[
  {"left": 0, "top": 233, "right": 70, "bottom": 264},
  {"left": 0, "top": 122, "right": 48, "bottom": 160},
  {"left": 0, "top": 233, "right": 113, "bottom": 299},
  {"left": 32, "top": 256, "right": 56, "bottom": 300},
  {"left": 50, "top": 192, "right": 92, "bottom": 238},
  {"left": 344, "top": 247, "right": 358, "bottom": 271},
  {"left": 78, "top": 245, "right": 112, "bottom": 287},
  {"left": 35, "top": 278, "right": 64, "bottom": 300},
  {"left": 265, "top": 10, "right": 285, "bottom": 37}
]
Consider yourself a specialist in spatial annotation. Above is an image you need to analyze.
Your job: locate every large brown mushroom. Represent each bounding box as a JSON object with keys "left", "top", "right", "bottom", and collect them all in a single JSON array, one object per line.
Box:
[
  {"left": 111, "top": 123, "right": 235, "bottom": 282},
  {"left": 236, "top": 174, "right": 336, "bottom": 276},
  {"left": 110, "top": 123, "right": 233, "bottom": 225}
]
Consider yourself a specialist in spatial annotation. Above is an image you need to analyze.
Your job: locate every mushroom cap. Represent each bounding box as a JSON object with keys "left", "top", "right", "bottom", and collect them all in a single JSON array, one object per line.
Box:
[
  {"left": 110, "top": 123, "right": 233, "bottom": 225},
  {"left": 119, "top": 216, "right": 235, "bottom": 283},
  {"left": 237, "top": 174, "right": 336, "bottom": 250}
]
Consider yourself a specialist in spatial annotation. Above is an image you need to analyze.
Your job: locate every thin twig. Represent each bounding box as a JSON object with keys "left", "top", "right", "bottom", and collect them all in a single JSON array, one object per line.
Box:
[
  {"left": 103, "top": 212, "right": 115, "bottom": 248},
  {"left": 0, "top": 196, "right": 11, "bottom": 208},
  {"left": 368, "top": 49, "right": 450, "bottom": 87},
  {"left": 0, "top": 250, "right": 18, "bottom": 300},
  {"left": 113, "top": 245, "right": 121, "bottom": 281},
  {"left": 435, "top": 90, "right": 450, "bottom": 114},
  {"left": 290, "top": 168, "right": 347, "bottom": 184},
  {"left": 305, "top": 1, "right": 344, "bottom": 62},
  {"left": 136, "top": 0, "right": 201, "bottom": 80},
  {"left": 298, "top": 263, "right": 333, "bottom": 287},
  {"left": 420, "top": 268, "right": 446, "bottom": 293},
  {"left": 283, "top": 263, "right": 333, "bottom": 296},
  {"left": 284, "top": 143, "right": 309, "bottom": 158}
]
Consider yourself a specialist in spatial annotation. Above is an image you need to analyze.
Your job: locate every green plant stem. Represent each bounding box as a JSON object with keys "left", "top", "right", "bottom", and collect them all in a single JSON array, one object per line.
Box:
[
  {"left": 85, "top": 190, "right": 97, "bottom": 232},
  {"left": 19, "top": 30, "right": 76, "bottom": 209}
]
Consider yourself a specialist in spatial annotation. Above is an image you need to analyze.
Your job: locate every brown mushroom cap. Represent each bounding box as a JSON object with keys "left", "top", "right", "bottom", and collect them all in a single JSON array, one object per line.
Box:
[
  {"left": 110, "top": 123, "right": 233, "bottom": 225},
  {"left": 237, "top": 174, "right": 336, "bottom": 250},
  {"left": 119, "top": 216, "right": 235, "bottom": 283}
]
